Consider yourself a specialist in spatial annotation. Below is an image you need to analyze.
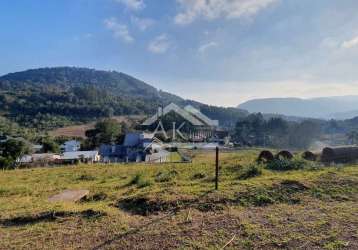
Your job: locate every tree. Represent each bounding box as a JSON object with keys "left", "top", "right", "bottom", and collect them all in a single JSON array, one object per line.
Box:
[
  {"left": 347, "top": 131, "right": 358, "bottom": 145},
  {"left": 0, "top": 139, "right": 32, "bottom": 169},
  {"left": 41, "top": 138, "right": 60, "bottom": 153},
  {"left": 288, "top": 120, "right": 321, "bottom": 150},
  {"left": 85, "top": 119, "right": 122, "bottom": 148},
  {"left": 234, "top": 113, "right": 265, "bottom": 146}
]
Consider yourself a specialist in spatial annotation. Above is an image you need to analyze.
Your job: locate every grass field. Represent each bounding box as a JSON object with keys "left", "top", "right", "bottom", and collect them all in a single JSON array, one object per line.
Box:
[{"left": 1, "top": 150, "right": 358, "bottom": 249}]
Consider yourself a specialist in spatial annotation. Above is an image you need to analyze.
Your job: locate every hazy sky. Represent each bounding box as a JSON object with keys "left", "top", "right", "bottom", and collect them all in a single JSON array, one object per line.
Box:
[{"left": 1, "top": 0, "right": 358, "bottom": 106}]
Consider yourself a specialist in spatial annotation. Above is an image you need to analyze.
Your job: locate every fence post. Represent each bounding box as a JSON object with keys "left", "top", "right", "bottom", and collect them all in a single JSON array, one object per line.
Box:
[{"left": 215, "top": 146, "right": 219, "bottom": 190}]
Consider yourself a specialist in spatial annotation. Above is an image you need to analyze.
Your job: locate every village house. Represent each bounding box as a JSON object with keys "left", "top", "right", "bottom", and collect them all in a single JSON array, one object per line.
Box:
[
  {"left": 57, "top": 151, "right": 100, "bottom": 164},
  {"left": 99, "top": 132, "right": 169, "bottom": 163},
  {"left": 60, "top": 140, "right": 81, "bottom": 152},
  {"left": 17, "top": 153, "right": 61, "bottom": 166}
]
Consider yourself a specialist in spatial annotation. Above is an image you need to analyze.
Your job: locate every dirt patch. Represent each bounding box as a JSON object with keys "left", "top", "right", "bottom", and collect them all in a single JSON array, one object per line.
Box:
[
  {"left": 117, "top": 194, "right": 227, "bottom": 216},
  {"left": 117, "top": 197, "right": 192, "bottom": 216},
  {"left": 0, "top": 209, "right": 106, "bottom": 227}
]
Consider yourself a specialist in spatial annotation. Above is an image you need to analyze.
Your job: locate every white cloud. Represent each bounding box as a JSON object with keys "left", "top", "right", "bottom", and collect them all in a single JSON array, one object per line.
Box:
[
  {"left": 342, "top": 36, "right": 358, "bottom": 49},
  {"left": 198, "top": 41, "right": 218, "bottom": 53},
  {"left": 131, "top": 16, "right": 155, "bottom": 31},
  {"left": 104, "top": 17, "right": 134, "bottom": 43},
  {"left": 115, "top": 0, "right": 145, "bottom": 11},
  {"left": 148, "top": 34, "right": 171, "bottom": 54},
  {"left": 175, "top": 0, "right": 279, "bottom": 25}
]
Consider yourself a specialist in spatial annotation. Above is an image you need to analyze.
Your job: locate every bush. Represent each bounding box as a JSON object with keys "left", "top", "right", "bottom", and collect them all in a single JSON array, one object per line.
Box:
[
  {"left": 0, "top": 156, "right": 13, "bottom": 170},
  {"left": 239, "top": 164, "right": 262, "bottom": 180},
  {"left": 266, "top": 158, "right": 306, "bottom": 171}
]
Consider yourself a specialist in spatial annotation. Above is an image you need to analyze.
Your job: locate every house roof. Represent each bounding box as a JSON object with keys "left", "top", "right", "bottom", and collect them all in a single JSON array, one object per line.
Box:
[
  {"left": 99, "top": 145, "right": 127, "bottom": 157},
  {"left": 61, "top": 151, "right": 98, "bottom": 160},
  {"left": 123, "top": 132, "right": 154, "bottom": 147},
  {"left": 142, "top": 103, "right": 204, "bottom": 126}
]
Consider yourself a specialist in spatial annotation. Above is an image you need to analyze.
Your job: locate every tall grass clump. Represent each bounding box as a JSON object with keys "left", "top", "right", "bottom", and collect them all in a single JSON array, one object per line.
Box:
[
  {"left": 129, "top": 173, "right": 153, "bottom": 188},
  {"left": 266, "top": 158, "right": 306, "bottom": 171},
  {"left": 238, "top": 164, "right": 262, "bottom": 180},
  {"left": 155, "top": 170, "right": 178, "bottom": 183}
]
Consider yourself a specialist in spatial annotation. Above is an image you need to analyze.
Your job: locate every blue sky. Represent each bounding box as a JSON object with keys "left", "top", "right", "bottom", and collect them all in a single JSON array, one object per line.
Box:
[{"left": 1, "top": 0, "right": 358, "bottom": 106}]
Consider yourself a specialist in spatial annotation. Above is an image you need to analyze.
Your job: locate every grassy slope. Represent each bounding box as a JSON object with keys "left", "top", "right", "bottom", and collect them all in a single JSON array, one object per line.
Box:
[{"left": 1, "top": 150, "right": 358, "bottom": 249}]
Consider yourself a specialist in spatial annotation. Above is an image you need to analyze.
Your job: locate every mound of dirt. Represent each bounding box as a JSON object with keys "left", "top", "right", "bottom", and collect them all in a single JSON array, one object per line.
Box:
[
  {"left": 275, "top": 151, "right": 294, "bottom": 160},
  {"left": 257, "top": 151, "right": 274, "bottom": 163}
]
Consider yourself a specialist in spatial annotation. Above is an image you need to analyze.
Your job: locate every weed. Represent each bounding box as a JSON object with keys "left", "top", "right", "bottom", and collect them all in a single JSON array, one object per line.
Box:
[
  {"left": 129, "top": 173, "right": 153, "bottom": 188},
  {"left": 76, "top": 174, "right": 96, "bottom": 181},
  {"left": 266, "top": 158, "right": 306, "bottom": 171},
  {"left": 155, "top": 170, "right": 178, "bottom": 183},
  {"left": 84, "top": 192, "right": 108, "bottom": 202},
  {"left": 238, "top": 164, "right": 262, "bottom": 180},
  {"left": 193, "top": 172, "right": 207, "bottom": 180}
]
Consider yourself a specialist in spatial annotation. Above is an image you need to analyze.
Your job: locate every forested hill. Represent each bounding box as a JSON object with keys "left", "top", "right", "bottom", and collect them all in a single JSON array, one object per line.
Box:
[{"left": 0, "top": 67, "right": 248, "bottom": 130}]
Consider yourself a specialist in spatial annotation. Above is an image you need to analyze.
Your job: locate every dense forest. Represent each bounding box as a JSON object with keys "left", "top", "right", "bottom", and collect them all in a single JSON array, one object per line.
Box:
[{"left": 0, "top": 67, "right": 247, "bottom": 131}]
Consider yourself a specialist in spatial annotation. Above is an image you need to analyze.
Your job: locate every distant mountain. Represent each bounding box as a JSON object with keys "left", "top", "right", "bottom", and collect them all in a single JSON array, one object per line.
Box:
[
  {"left": 238, "top": 96, "right": 358, "bottom": 119},
  {"left": 0, "top": 67, "right": 247, "bottom": 130}
]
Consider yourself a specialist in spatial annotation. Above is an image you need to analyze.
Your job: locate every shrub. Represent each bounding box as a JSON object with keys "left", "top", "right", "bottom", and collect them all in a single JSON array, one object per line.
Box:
[
  {"left": 266, "top": 158, "right": 306, "bottom": 171},
  {"left": 239, "top": 164, "right": 262, "bottom": 180}
]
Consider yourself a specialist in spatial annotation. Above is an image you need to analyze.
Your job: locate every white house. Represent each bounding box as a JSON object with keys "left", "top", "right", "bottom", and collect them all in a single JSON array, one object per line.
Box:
[
  {"left": 60, "top": 151, "right": 100, "bottom": 163},
  {"left": 17, "top": 154, "right": 61, "bottom": 165},
  {"left": 61, "top": 140, "right": 81, "bottom": 152}
]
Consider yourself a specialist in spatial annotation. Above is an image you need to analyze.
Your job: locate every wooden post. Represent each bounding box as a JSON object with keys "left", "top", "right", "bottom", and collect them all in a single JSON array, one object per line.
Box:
[{"left": 215, "top": 146, "right": 219, "bottom": 190}]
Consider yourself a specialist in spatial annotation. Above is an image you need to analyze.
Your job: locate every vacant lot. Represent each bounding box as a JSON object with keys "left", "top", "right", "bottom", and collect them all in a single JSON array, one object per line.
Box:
[{"left": 1, "top": 150, "right": 358, "bottom": 249}]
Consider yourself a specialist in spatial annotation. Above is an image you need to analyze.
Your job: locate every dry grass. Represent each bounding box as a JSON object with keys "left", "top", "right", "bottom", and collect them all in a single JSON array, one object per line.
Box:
[
  {"left": 49, "top": 115, "right": 145, "bottom": 138},
  {"left": 1, "top": 149, "right": 358, "bottom": 249}
]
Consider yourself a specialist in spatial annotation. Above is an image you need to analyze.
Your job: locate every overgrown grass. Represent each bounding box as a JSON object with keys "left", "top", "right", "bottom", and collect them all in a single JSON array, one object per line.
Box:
[
  {"left": 266, "top": 158, "right": 317, "bottom": 171},
  {"left": 128, "top": 173, "right": 153, "bottom": 188},
  {"left": 238, "top": 164, "right": 262, "bottom": 180},
  {"left": 1, "top": 149, "right": 358, "bottom": 249}
]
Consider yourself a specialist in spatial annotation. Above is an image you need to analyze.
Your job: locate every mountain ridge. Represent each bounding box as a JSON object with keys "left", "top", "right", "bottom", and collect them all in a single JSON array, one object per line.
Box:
[
  {"left": 0, "top": 67, "right": 248, "bottom": 130},
  {"left": 238, "top": 96, "right": 358, "bottom": 119}
]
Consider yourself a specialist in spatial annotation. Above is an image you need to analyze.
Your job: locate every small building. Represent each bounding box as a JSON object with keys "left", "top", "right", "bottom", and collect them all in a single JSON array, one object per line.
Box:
[
  {"left": 123, "top": 132, "right": 154, "bottom": 147},
  {"left": 145, "top": 148, "right": 170, "bottom": 163},
  {"left": 32, "top": 144, "right": 43, "bottom": 153},
  {"left": 61, "top": 140, "right": 81, "bottom": 152},
  {"left": 99, "top": 132, "right": 169, "bottom": 163},
  {"left": 17, "top": 153, "right": 61, "bottom": 166},
  {"left": 99, "top": 145, "right": 145, "bottom": 163},
  {"left": 59, "top": 151, "right": 100, "bottom": 164}
]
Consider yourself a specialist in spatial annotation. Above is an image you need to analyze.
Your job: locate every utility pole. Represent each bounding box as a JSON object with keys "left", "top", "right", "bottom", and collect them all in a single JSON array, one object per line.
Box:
[{"left": 215, "top": 146, "right": 219, "bottom": 190}]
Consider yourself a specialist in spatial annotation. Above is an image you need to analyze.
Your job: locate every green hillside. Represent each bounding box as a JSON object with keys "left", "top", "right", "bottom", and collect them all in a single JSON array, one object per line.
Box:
[{"left": 0, "top": 67, "right": 247, "bottom": 131}]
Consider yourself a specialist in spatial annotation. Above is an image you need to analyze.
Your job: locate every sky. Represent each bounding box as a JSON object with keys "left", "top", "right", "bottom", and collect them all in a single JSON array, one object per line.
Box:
[{"left": 1, "top": 0, "right": 358, "bottom": 107}]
